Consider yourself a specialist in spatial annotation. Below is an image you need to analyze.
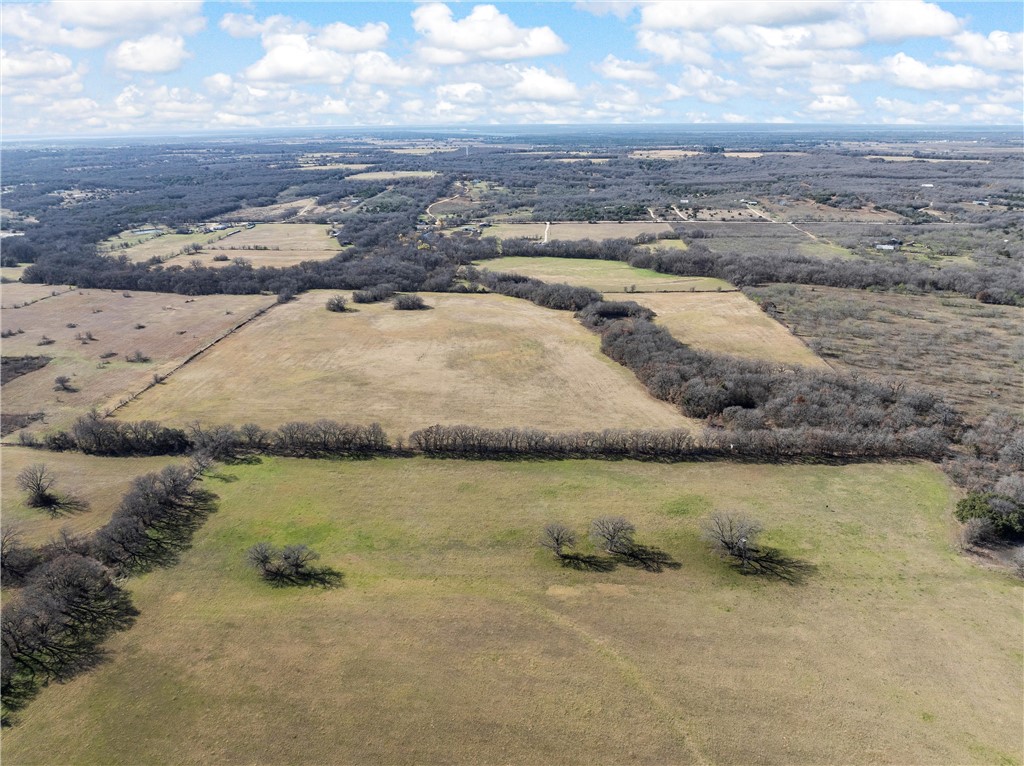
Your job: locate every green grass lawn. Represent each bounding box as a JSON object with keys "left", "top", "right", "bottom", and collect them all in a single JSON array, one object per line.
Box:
[
  {"left": 477, "top": 256, "right": 732, "bottom": 293},
  {"left": 4, "top": 458, "right": 1020, "bottom": 765}
]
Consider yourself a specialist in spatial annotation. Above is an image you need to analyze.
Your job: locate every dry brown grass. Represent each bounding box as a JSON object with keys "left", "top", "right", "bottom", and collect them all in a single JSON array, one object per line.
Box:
[
  {"left": 606, "top": 291, "right": 830, "bottom": 369},
  {"left": 744, "top": 285, "right": 1024, "bottom": 418},
  {"left": 1, "top": 290, "right": 275, "bottom": 436},
  {"left": 486, "top": 222, "right": 674, "bottom": 241},
  {"left": 3, "top": 458, "right": 1019, "bottom": 765},
  {"left": 347, "top": 170, "right": 439, "bottom": 181},
  {"left": 480, "top": 256, "right": 728, "bottom": 294},
  {"left": 1, "top": 284, "right": 75, "bottom": 309},
  {"left": 116, "top": 291, "right": 697, "bottom": 435},
  {"left": 0, "top": 446, "right": 185, "bottom": 545}
]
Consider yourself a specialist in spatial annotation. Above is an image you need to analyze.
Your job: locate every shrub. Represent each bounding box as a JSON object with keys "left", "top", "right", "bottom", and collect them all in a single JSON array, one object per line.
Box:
[
  {"left": 325, "top": 294, "right": 348, "bottom": 312},
  {"left": 393, "top": 293, "right": 427, "bottom": 310}
]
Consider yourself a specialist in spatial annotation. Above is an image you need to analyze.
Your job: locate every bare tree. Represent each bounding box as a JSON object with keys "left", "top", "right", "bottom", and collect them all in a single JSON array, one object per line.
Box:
[
  {"left": 246, "top": 542, "right": 276, "bottom": 576},
  {"left": 53, "top": 376, "right": 75, "bottom": 392},
  {"left": 589, "top": 516, "right": 636, "bottom": 554},
  {"left": 540, "top": 523, "right": 577, "bottom": 558},
  {"left": 703, "top": 513, "right": 763, "bottom": 569},
  {"left": 325, "top": 295, "right": 348, "bottom": 312},
  {"left": 16, "top": 464, "right": 58, "bottom": 508}
]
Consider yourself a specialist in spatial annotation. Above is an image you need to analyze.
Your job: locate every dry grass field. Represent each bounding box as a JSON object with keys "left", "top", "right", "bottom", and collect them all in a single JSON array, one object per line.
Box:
[
  {"left": 347, "top": 170, "right": 439, "bottom": 181},
  {"left": 3, "top": 457, "right": 1019, "bottom": 765},
  {"left": 605, "top": 291, "right": 830, "bottom": 369},
  {"left": 479, "top": 256, "right": 730, "bottom": 293},
  {"left": 1, "top": 290, "right": 275, "bottom": 436},
  {"left": 99, "top": 229, "right": 239, "bottom": 263},
  {"left": 486, "top": 222, "right": 675, "bottom": 241},
  {"left": 195, "top": 223, "right": 342, "bottom": 268},
  {"left": 1, "top": 284, "right": 74, "bottom": 309},
  {"left": 744, "top": 285, "right": 1024, "bottom": 419},
  {"left": 757, "top": 199, "right": 905, "bottom": 223},
  {"left": 863, "top": 155, "right": 990, "bottom": 164},
  {"left": 0, "top": 446, "right": 185, "bottom": 545},
  {"left": 116, "top": 292, "right": 696, "bottom": 435}
]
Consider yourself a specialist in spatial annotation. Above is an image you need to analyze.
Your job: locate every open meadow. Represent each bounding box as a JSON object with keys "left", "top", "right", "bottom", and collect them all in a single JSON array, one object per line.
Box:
[
  {"left": 197, "top": 223, "right": 342, "bottom": 268},
  {"left": 1, "top": 446, "right": 185, "bottom": 545},
  {"left": 478, "top": 256, "right": 730, "bottom": 293},
  {"left": 347, "top": 170, "right": 439, "bottom": 181},
  {"left": 485, "top": 222, "right": 675, "bottom": 241},
  {"left": 99, "top": 229, "right": 239, "bottom": 264},
  {"left": 3, "top": 457, "right": 1019, "bottom": 765},
  {"left": 744, "top": 284, "right": 1024, "bottom": 418},
  {"left": 1, "top": 290, "right": 275, "bottom": 436},
  {"left": 115, "top": 291, "right": 696, "bottom": 435},
  {"left": 604, "top": 291, "right": 830, "bottom": 369}
]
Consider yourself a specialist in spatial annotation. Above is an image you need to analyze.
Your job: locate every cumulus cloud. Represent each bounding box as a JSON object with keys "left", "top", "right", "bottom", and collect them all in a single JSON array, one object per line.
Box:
[
  {"left": 4, "top": 1, "right": 205, "bottom": 49},
  {"left": 943, "top": 30, "right": 1024, "bottom": 71},
  {"left": 509, "top": 66, "right": 581, "bottom": 101},
  {"left": 1, "top": 48, "right": 74, "bottom": 78},
  {"left": 665, "top": 65, "right": 743, "bottom": 103},
  {"left": 244, "top": 33, "right": 353, "bottom": 84},
  {"left": 804, "top": 94, "right": 862, "bottom": 115},
  {"left": 875, "top": 95, "right": 962, "bottom": 122},
  {"left": 353, "top": 51, "right": 430, "bottom": 86},
  {"left": 109, "top": 34, "right": 190, "bottom": 73},
  {"left": 636, "top": 30, "right": 713, "bottom": 66},
  {"left": 593, "top": 54, "right": 660, "bottom": 83},
  {"left": 317, "top": 21, "right": 390, "bottom": 52},
  {"left": 413, "top": 3, "right": 567, "bottom": 64},
  {"left": 858, "top": 1, "right": 960, "bottom": 41},
  {"left": 884, "top": 52, "right": 999, "bottom": 90},
  {"left": 640, "top": 1, "right": 839, "bottom": 31}
]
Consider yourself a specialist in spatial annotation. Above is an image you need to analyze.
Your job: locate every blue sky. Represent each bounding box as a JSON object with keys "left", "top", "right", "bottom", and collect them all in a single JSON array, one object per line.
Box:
[{"left": 1, "top": 1, "right": 1021, "bottom": 136}]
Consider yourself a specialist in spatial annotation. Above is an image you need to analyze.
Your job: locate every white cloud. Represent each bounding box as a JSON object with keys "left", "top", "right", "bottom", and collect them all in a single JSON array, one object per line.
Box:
[
  {"left": 640, "top": 1, "right": 840, "bottom": 31},
  {"left": 353, "top": 51, "right": 430, "bottom": 86},
  {"left": 311, "top": 97, "right": 351, "bottom": 116},
  {"left": 593, "top": 54, "right": 660, "bottom": 83},
  {"left": 875, "top": 95, "right": 961, "bottom": 122},
  {"left": 859, "top": 1, "right": 960, "bottom": 41},
  {"left": 203, "top": 72, "right": 233, "bottom": 95},
  {"left": 572, "top": 1, "right": 641, "bottom": 20},
  {"left": 804, "top": 94, "right": 862, "bottom": 115},
  {"left": 109, "top": 35, "right": 190, "bottom": 73},
  {"left": 41, "top": 96, "right": 99, "bottom": 117},
  {"left": 0, "top": 48, "right": 74, "bottom": 78},
  {"left": 317, "top": 21, "right": 389, "bottom": 52},
  {"left": 4, "top": 1, "right": 205, "bottom": 49},
  {"left": 510, "top": 66, "right": 581, "bottom": 102},
  {"left": 665, "top": 65, "right": 743, "bottom": 104},
  {"left": 244, "top": 33, "right": 353, "bottom": 84},
  {"left": 884, "top": 52, "right": 999, "bottom": 90},
  {"left": 967, "top": 102, "right": 1021, "bottom": 121},
  {"left": 435, "top": 82, "right": 488, "bottom": 104},
  {"left": 413, "top": 3, "right": 567, "bottom": 64},
  {"left": 943, "top": 30, "right": 1024, "bottom": 71},
  {"left": 636, "top": 30, "right": 713, "bottom": 66}
]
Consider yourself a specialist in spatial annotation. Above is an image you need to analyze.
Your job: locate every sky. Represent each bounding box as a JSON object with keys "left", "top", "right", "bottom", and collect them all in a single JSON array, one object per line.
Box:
[{"left": 1, "top": 1, "right": 1021, "bottom": 136}]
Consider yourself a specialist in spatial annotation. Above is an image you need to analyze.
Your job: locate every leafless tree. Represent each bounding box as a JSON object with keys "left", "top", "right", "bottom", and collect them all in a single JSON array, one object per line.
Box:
[
  {"left": 589, "top": 516, "right": 636, "bottom": 555},
  {"left": 16, "top": 464, "right": 57, "bottom": 508},
  {"left": 540, "top": 523, "right": 577, "bottom": 558}
]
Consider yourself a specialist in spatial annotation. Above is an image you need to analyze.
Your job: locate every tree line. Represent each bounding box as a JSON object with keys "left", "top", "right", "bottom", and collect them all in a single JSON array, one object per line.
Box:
[{"left": 1, "top": 460, "right": 213, "bottom": 721}]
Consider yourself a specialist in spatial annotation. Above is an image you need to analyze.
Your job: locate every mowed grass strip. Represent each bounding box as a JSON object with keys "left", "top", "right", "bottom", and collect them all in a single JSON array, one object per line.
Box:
[
  {"left": 0, "top": 446, "right": 186, "bottom": 545},
  {"left": 3, "top": 458, "right": 1019, "bottom": 765},
  {"left": 604, "top": 291, "right": 831, "bottom": 369},
  {"left": 1, "top": 290, "right": 276, "bottom": 436},
  {"left": 478, "top": 256, "right": 730, "bottom": 293},
  {"left": 115, "top": 291, "right": 695, "bottom": 435},
  {"left": 486, "top": 221, "right": 676, "bottom": 241}
]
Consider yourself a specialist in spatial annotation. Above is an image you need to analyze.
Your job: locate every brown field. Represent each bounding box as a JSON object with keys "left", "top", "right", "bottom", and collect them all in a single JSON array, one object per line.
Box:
[
  {"left": 672, "top": 206, "right": 769, "bottom": 222},
  {"left": 206, "top": 223, "right": 339, "bottom": 252},
  {"left": 758, "top": 199, "right": 905, "bottom": 223},
  {"left": 298, "top": 163, "right": 373, "bottom": 171},
  {"left": 347, "top": 170, "right": 439, "bottom": 181},
  {"left": 629, "top": 149, "right": 702, "bottom": 159},
  {"left": 551, "top": 157, "right": 610, "bottom": 163},
  {"left": 486, "top": 222, "right": 674, "bottom": 241},
  {"left": 1, "top": 265, "right": 29, "bottom": 280},
  {"left": 219, "top": 198, "right": 321, "bottom": 222},
  {"left": 3, "top": 458, "right": 1019, "bottom": 765},
  {"left": 606, "top": 291, "right": 830, "bottom": 369},
  {"left": 1, "top": 284, "right": 74, "bottom": 309},
  {"left": 864, "top": 155, "right": 990, "bottom": 164},
  {"left": 744, "top": 285, "right": 1024, "bottom": 418},
  {"left": 101, "top": 229, "right": 240, "bottom": 264},
  {"left": 0, "top": 446, "right": 185, "bottom": 545},
  {"left": 1, "top": 290, "right": 276, "bottom": 436},
  {"left": 116, "top": 291, "right": 697, "bottom": 435}
]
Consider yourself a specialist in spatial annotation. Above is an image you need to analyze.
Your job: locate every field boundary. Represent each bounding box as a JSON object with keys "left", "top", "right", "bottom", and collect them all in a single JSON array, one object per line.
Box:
[
  {"left": 102, "top": 300, "right": 278, "bottom": 417},
  {"left": 1, "top": 285, "right": 76, "bottom": 310}
]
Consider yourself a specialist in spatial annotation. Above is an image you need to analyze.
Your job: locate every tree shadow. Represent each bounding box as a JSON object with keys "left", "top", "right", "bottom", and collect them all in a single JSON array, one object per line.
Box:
[
  {"left": 263, "top": 566, "right": 345, "bottom": 588},
  {"left": 558, "top": 553, "right": 617, "bottom": 572},
  {"left": 615, "top": 544, "right": 682, "bottom": 573},
  {"left": 33, "top": 493, "right": 90, "bottom": 518},
  {"left": 731, "top": 547, "right": 816, "bottom": 584}
]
